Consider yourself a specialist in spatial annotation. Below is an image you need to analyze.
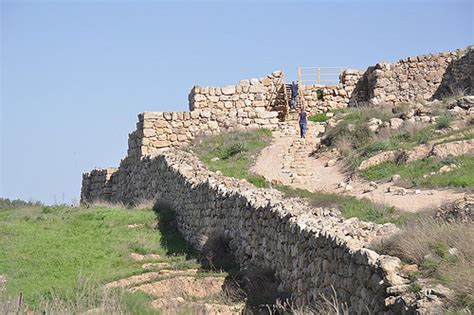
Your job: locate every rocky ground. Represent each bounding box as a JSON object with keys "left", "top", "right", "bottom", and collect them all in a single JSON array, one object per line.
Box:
[{"left": 95, "top": 226, "right": 245, "bottom": 315}]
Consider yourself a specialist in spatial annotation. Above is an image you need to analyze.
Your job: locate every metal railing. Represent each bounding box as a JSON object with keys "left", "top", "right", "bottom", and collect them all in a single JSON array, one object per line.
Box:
[{"left": 297, "top": 66, "right": 345, "bottom": 86}]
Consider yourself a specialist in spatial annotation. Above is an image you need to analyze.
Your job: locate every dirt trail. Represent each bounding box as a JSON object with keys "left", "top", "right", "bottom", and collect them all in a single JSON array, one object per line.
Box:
[{"left": 253, "top": 123, "right": 467, "bottom": 213}]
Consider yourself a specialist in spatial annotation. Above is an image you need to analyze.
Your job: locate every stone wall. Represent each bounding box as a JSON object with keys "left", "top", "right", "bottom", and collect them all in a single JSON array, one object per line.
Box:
[
  {"left": 189, "top": 71, "right": 285, "bottom": 113},
  {"left": 81, "top": 149, "right": 430, "bottom": 313},
  {"left": 367, "top": 47, "right": 472, "bottom": 105},
  {"left": 126, "top": 47, "right": 472, "bottom": 157},
  {"left": 298, "top": 70, "right": 365, "bottom": 114},
  {"left": 127, "top": 72, "right": 284, "bottom": 158}
]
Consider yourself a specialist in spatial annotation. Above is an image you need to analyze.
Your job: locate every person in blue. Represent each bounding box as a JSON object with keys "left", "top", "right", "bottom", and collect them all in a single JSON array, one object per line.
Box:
[
  {"left": 299, "top": 108, "right": 307, "bottom": 139},
  {"left": 291, "top": 81, "right": 299, "bottom": 109}
]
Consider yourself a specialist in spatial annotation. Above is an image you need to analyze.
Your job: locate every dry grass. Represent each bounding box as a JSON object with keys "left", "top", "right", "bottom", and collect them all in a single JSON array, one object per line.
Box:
[
  {"left": 374, "top": 218, "right": 474, "bottom": 309},
  {"left": 0, "top": 277, "right": 142, "bottom": 314},
  {"left": 275, "top": 287, "right": 349, "bottom": 315}
]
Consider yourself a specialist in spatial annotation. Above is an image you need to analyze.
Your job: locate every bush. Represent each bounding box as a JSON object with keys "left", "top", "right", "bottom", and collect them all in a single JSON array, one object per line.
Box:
[
  {"left": 221, "top": 142, "right": 246, "bottom": 159},
  {"left": 308, "top": 113, "right": 328, "bottom": 123},
  {"left": 415, "top": 128, "right": 432, "bottom": 144},
  {"left": 436, "top": 112, "right": 453, "bottom": 129}
]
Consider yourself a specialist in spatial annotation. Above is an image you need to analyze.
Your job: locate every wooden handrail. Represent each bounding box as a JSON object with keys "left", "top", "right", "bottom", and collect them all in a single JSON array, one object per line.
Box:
[{"left": 297, "top": 66, "right": 345, "bottom": 86}]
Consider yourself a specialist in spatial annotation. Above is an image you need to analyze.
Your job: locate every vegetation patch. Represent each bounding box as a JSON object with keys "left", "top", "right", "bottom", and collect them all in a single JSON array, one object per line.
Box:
[
  {"left": 275, "top": 185, "right": 415, "bottom": 225},
  {"left": 190, "top": 128, "right": 273, "bottom": 188},
  {"left": 308, "top": 112, "right": 328, "bottom": 123},
  {"left": 373, "top": 218, "right": 474, "bottom": 310},
  {"left": 0, "top": 203, "right": 195, "bottom": 312},
  {"left": 360, "top": 156, "right": 474, "bottom": 188}
]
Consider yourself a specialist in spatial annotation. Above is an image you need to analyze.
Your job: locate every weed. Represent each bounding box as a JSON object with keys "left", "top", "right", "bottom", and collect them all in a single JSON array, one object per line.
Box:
[
  {"left": 436, "top": 112, "right": 453, "bottom": 129},
  {"left": 222, "top": 142, "right": 246, "bottom": 159},
  {"left": 409, "top": 283, "right": 423, "bottom": 294}
]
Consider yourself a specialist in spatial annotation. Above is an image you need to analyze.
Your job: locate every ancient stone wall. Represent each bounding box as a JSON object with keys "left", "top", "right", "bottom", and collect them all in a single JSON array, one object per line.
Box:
[
  {"left": 298, "top": 69, "right": 365, "bottom": 114},
  {"left": 126, "top": 72, "right": 283, "bottom": 157},
  {"left": 81, "top": 149, "right": 425, "bottom": 313},
  {"left": 367, "top": 47, "right": 472, "bottom": 105}
]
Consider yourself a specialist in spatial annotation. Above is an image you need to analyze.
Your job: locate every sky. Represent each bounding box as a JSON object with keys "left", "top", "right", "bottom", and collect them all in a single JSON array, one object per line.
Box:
[{"left": 1, "top": 0, "right": 472, "bottom": 204}]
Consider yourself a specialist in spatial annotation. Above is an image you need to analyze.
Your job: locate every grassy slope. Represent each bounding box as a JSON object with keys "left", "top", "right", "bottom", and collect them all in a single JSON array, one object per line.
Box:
[
  {"left": 361, "top": 156, "right": 474, "bottom": 188},
  {"left": 275, "top": 185, "right": 417, "bottom": 225},
  {"left": 190, "top": 128, "right": 273, "bottom": 187},
  {"left": 0, "top": 205, "right": 190, "bottom": 311}
]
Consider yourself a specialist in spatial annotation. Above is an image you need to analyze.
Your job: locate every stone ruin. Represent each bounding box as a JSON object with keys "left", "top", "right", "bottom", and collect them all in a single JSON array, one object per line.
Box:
[{"left": 81, "top": 46, "right": 473, "bottom": 313}]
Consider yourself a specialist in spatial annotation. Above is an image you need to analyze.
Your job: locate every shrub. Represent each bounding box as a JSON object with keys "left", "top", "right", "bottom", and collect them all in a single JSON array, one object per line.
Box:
[
  {"left": 221, "top": 142, "right": 246, "bottom": 159},
  {"left": 308, "top": 113, "right": 328, "bottom": 123},
  {"left": 359, "top": 140, "right": 390, "bottom": 157},
  {"left": 436, "top": 112, "right": 453, "bottom": 129},
  {"left": 415, "top": 128, "right": 432, "bottom": 144},
  {"left": 316, "top": 89, "right": 324, "bottom": 100}
]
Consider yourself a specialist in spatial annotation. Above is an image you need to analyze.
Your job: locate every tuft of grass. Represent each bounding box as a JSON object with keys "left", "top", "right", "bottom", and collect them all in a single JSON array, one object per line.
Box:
[
  {"left": 275, "top": 185, "right": 409, "bottom": 224},
  {"left": 308, "top": 113, "right": 328, "bottom": 123},
  {"left": 190, "top": 129, "right": 272, "bottom": 188},
  {"left": 436, "top": 112, "right": 453, "bottom": 129},
  {"left": 361, "top": 156, "right": 474, "bottom": 188},
  {"left": 374, "top": 218, "right": 474, "bottom": 309}
]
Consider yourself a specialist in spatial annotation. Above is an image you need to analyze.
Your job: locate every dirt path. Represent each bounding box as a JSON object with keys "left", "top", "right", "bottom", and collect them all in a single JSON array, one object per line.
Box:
[{"left": 253, "top": 123, "right": 467, "bottom": 213}]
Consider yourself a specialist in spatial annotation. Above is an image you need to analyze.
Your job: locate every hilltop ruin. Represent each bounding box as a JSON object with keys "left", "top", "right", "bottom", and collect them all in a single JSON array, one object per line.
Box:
[{"left": 81, "top": 46, "right": 473, "bottom": 313}]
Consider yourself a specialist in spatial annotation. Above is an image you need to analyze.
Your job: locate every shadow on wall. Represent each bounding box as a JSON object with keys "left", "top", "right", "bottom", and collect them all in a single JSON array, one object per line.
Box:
[
  {"left": 153, "top": 201, "right": 196, "bottom": 257},
  {"left": 433, "top": 48, "right": 473, "bottom": 99},
  {"left": 348, "top": 68, "right": 373, "bottom": 107}
]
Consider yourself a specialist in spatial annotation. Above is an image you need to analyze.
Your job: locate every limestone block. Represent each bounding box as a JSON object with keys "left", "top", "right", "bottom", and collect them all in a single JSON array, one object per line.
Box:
[
  {"left": 154, "top": 140, "right": 171, "bottom": 148},
  {"left": 194, "top": 94, "right": 207, "bottom": 102},
  {"left": 222, "top": 85, "right": 236, "bottom": 95},
  {"left": 177, "top": 134, "right": 187, "bottom": 141},
  {"left": 143, "top": 129, "right": 156, "bottom": 137},
  {"left": 200, "top": 111, "right": 211, "bottom": 118},
  {"left": 142, "top": 112, "right": 163, "bottom": 119}
]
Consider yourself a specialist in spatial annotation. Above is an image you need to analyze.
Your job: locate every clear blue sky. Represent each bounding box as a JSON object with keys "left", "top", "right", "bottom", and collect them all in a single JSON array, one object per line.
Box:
[{"left": 1, "top": 0, "right": 472, "bottom": 204}]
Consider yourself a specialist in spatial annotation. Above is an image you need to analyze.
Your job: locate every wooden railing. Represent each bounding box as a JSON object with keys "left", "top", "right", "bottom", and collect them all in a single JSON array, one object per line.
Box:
[{"left": 297, "top": 66, "right": 345, "bottom": 86}]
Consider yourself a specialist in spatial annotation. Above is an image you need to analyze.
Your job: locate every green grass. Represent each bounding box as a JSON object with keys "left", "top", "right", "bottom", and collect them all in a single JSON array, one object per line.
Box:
[
  {"left": 275, "top": 185, "right": 415, "bottom": 225},
  {"left": 0, "top": 204, "right": 193, "bottom": 310},
  {"left": 190, "top": 128, "right": 273, "bottom": 188},
  {"left": 308, "top": 113, "right": 328, "bottom": 123},
  {"left": 361, "top": 156, "right": 474, "bottom": 188}
]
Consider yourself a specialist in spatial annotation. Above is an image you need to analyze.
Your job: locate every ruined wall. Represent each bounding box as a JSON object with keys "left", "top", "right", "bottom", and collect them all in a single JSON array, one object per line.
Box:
[
  {"left": 367, "top": 47, "right": 472, "bottom": 105},
  {"left": 81, "top": 149, "right": 425, "bottom": 313},
  {"left": 127, "top": 72, "right": 283, "bottom": 158},
  {"left": 189, "top": 71, "right": 285, "bottom": 113},
  {"left": 299, "top": 70, "right": 365, "bottom": 114}
]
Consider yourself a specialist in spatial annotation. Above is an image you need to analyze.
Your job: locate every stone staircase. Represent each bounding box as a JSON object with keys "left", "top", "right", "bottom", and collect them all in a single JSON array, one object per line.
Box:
[{"left": 280, "top": 121, "right": 324, "bottom": 182}]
